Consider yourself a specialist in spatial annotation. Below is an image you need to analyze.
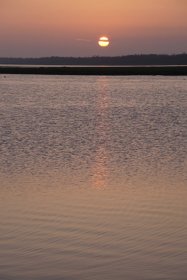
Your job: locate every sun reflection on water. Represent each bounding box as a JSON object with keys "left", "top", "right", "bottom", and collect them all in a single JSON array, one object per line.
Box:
[{"left": 91, "top": 78, "right": 110, "bottom": 189}]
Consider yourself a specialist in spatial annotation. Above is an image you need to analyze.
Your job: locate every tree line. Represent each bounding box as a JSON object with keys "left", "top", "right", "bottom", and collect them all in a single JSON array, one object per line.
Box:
[{"left": 0, "top": 54, "right": 187, "bottom": 65}]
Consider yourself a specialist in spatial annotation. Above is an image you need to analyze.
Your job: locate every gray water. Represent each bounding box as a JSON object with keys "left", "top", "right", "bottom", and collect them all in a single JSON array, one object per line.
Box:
[{"left": 0, "top": 75, "right": 186, "bottom": 280}]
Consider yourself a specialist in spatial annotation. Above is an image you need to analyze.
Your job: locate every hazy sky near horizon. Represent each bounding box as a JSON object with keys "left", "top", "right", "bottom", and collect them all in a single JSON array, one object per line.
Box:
[{"left": 0, "top": 0, "right": 187, "bottom": 57}]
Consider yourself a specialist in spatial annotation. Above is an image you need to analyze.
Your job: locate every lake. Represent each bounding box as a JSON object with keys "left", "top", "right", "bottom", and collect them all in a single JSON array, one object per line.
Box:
[{"left": 0, "top": 75, "right": 186, "bottom": 280}]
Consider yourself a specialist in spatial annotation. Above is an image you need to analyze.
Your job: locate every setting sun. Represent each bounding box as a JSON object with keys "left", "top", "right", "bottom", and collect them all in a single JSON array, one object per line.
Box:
[{"left": 98, "top": 36, "right": 110, "bottom": 47}]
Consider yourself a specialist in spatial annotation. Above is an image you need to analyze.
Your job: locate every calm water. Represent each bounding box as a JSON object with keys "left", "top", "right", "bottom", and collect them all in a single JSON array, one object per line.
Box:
[{"left": 0, "top": 75, "right": 186, "bottom": 280}]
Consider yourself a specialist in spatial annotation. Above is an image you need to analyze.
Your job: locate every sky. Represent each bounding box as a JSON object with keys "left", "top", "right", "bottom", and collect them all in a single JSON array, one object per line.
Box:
[{"left": 0, "top": 0, "right": 187, "bottom": 57}]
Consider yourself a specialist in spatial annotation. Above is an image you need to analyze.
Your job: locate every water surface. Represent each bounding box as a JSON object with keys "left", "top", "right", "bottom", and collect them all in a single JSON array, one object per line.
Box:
[{"left": 0, "top": 75, "right": 186, "bottom": 280}]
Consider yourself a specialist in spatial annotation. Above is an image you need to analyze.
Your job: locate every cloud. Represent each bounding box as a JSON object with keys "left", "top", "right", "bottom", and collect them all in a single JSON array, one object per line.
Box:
[{"left": 76, "top": 38, "right": 91, "bottom": 42}]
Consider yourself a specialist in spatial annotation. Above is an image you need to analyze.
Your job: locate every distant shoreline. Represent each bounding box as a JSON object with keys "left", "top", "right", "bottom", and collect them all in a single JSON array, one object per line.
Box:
[
  {"left": 0, "top": 66, "right": 187, "bottom": 76},
  {"left": 1, "top": 54, "right": 187, "bottom": 66}
]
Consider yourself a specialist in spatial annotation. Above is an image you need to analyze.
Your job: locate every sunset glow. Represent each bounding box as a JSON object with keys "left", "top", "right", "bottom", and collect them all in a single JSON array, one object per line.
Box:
[{"left": 0, "top": 0, "right": 186, "bottom": 56}]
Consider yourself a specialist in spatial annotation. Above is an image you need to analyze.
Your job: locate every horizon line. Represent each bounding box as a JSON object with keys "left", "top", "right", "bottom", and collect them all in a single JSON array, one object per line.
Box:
[{"left": 0, "top": 53, "right": 187, "bottom": 59}]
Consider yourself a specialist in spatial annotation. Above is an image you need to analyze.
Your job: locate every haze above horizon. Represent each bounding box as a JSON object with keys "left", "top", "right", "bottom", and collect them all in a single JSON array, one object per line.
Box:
[{"left": 0, "top": 0, "right": 187, "bottom": 57}]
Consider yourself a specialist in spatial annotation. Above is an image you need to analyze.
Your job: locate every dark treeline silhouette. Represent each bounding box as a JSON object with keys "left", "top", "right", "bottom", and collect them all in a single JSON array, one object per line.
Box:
[
  {"left": 1, "top": 66, "right": 187, "bottom": 76},
  {"left": 0, "top": 54, "right": 187, "bottom": 65}
]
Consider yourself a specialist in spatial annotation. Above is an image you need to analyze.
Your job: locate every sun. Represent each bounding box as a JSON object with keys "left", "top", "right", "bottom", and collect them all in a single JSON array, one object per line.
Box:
[{"left": 98, "top": 36, "right": 110, "bottom": 47}]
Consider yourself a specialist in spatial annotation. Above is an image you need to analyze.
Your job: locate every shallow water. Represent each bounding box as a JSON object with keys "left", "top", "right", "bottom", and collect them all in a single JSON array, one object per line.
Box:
[{"left": 0, "top": 75, "right": 186, "bottom": 280}]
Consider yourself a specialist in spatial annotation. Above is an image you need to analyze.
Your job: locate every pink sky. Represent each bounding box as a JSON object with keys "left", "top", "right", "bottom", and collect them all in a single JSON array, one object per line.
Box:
[{"left": 0, "top": 0, "right": 187, "bottom": 57}]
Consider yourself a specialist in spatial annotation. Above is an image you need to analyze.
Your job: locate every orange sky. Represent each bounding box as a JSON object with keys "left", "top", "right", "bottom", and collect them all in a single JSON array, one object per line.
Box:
[{"left": 0, "top": 0, "right": 187, "bottom": 56}]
